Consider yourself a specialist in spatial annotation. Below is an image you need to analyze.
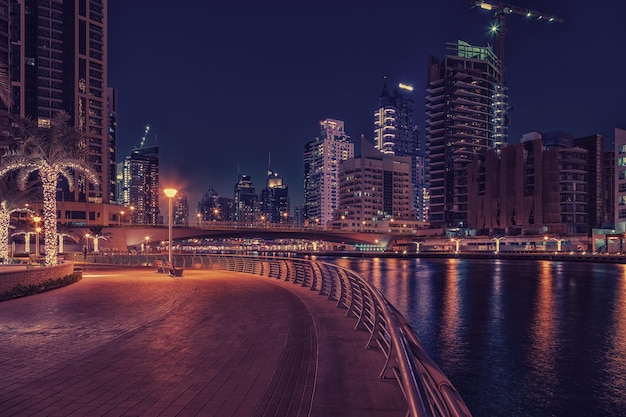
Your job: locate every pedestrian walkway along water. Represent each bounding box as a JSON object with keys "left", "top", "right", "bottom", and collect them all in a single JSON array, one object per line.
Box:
[{"left": 0, "top": 266, "right": 405, "bottom": 417}]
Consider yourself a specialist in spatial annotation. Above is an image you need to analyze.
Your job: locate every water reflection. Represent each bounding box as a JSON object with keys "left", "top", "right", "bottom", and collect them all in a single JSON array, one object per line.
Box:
[
  {"left": 601, "top": 264, "right": 626, "bottom": 412},
  {"left": 322, "top": 256, "right": 626, "bottom": 417},
  {"left": 527, "top": 261, "right": 558, "bottom": 408}
]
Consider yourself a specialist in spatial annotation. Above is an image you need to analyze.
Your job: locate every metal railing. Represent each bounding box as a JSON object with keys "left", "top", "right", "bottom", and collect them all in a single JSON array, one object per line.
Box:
[{"left": 85, "top": 253, "right": 472, "bottom": 417}]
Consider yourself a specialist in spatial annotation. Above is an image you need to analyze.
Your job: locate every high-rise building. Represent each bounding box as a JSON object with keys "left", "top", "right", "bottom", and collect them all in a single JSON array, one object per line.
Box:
[
  {"left": 303, "top": 118, "right": 353, "bottom": 228},
  {"left": 468, "top": 132, "right": 594, "bottom": 236},
  {"left": 260, "top": 169, "right": 289, "bottom": 224},
  {"left": 333, "top": 138, "right": 421, "bottom": 232},
  {"left": 573, "top": 134, "right": 604, "bottom": 229},
  {"left": 173, "top": 191, "right": 188, "bottom": 226},
  {"left": 373, "top": 79, "right": 425, "bottom": 221},
  {"left": 106, "top": 87, "right": 117, "bottom": 204},
  {"left": 603, "top": 149, "right": 615, "bottom": 228},
  {"left": 197, "top": 188, "right": 233, "bottom": 223},
  {"left": 0, "top": 0, "right": 9, "bottom": 123},
  {"left": 9, "top": 0, "right": 109, "bottom": 204},
  {"left": 426, "top": 40, "right": 504, "bottom": 231},
  {"left": 121, "top": 146, "right": 159, "bottom": 225},
  {"left": 615, "top": 128, "right": 626, "bottom": 232},
  {"left": 234, "top": 174, "right": 257, "bottom": 226}
]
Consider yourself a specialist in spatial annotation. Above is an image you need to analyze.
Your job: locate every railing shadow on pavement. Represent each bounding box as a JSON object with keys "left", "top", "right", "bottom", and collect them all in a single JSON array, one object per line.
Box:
[{"left": 84, "top": 252, "right": 472, "bottom": 417}]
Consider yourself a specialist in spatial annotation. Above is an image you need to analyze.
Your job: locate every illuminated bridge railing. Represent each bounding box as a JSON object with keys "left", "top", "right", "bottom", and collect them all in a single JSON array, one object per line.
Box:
[{"left": 87, "top": 253, "right": 472, "bottom": 417}]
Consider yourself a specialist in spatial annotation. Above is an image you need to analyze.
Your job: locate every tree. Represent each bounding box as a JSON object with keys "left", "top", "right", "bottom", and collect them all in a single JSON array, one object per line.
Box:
[
  {"left": 85, "top": 225, "right": 110, "bottom": 253},
  {"left": 0, "top": 113, "right": 98, "bottom": 265},
  {"left": 0, "top": 176, "right": 36, "bottom": 261}
]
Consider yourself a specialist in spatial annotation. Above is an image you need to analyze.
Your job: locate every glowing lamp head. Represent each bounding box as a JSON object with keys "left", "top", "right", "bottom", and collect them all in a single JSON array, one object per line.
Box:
[
  {"left": 490, "top": 24, "right": 498, "bottom": 33},
  {"left": 33, "top": 215, "right": 41, "bottom": 223},
  {"left": 164, "top": 188, "right": 178, "bottom": 198}
]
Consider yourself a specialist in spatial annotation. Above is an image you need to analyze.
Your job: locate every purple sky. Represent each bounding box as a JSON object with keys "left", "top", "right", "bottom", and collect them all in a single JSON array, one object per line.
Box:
[{"left": 108, "top": 0, "right": 626, "bottom": 211}]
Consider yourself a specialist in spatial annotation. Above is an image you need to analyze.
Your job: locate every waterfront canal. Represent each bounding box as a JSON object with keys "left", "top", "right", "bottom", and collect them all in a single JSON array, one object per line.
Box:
[{"left": 326, "top": 257, "right": 626, "bottom": 417}]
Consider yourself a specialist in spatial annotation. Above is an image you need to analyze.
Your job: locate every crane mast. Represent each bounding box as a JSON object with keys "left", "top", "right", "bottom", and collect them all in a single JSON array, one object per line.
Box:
[{"left": 470, "top": 1, "right": 563, "bottom": 81}]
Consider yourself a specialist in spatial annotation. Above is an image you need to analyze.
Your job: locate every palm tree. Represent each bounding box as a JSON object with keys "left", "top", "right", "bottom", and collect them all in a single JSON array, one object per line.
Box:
[
  {"left": 85, "top": 225, "right": 110, "bottom": 253},
  {"left": 0, "top": 112, "right": 98, "bottom": 265},
  {"left": 56, "top": 222, "right": 79, "bottom": 254},
  {"left": 0, "top": 176, "right": 36, "bottom": 261}
]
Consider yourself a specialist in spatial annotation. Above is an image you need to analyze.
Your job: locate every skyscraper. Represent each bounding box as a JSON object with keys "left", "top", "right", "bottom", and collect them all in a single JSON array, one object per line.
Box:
[
  {"left": 260, "top": 168, "right": 289, "bottom": 224},
  {"left": 426, "top": 40, "right": 504, "bottom": 231},
  {"left": 173, "top": 191, "right": 188, "bottom": 226},
  {"left": 373, "top": 79, "right": 424, "bottom": 220},
  {"left": 234, "top": 174, "right": 257, "bottom": 226},
  {"left": 121, "top": 146, "right": 159, "bottom": 225},
  {"left": 9, "top": 0, "right": 109, "bottom": 204},
  {"left": 615, "top": 128, "right": 626, "bottom": 233},
  {"left": 303, "top": 118, "right": 353, "bottom": 228}
]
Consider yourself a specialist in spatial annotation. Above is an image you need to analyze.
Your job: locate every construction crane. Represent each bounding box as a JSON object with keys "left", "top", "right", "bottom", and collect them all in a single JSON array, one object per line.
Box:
[
  {"left": 470, "top": 1, "right": 563, "bottom": 79},
  {"left": 137, "top": 124, "right": 151, "bottom": 149}
]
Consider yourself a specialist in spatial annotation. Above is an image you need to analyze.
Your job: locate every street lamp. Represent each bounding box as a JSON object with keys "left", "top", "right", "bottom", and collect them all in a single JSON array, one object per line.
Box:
[
  {"left": 196, "top": 212, "right": 202, "bottom": 227},
  {"left": 33, "top": 215, "right": 41, "bottom": 257},
  {"left": 164, "top": 188, "right": 178, "bottom": 264},
  {"left": 129, "top": 206, "right": 135, "bottom": 226},
  {"left": 450, "top": 237, "right": 462, "bottom": 254},
  {"left": 492, "top": 236, "right": 505, "bottom": 254},
  {"left": 544, "top": 235, "right": 565, "bottom": 252},
  {"left": 144, "top": 235, "right": 150, "bottom": 252},
  {"left": 119, "top": 210, "right": 124, "bottom": 227}
]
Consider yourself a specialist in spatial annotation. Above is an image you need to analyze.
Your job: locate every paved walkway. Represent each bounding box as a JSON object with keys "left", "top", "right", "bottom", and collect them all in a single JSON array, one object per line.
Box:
[{"left": 0, "top": 266, "right": 405, "bottom": 416}]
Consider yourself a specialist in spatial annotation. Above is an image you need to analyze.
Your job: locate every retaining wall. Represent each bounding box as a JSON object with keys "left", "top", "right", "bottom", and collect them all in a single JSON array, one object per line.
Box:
[{"left": 0, "top": 263, "right": 75, "bottom": 294}]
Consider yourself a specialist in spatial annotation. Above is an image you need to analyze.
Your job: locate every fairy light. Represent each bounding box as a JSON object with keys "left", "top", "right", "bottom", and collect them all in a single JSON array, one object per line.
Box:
[{"left": 0, "top": 203, "right": 33, "bottom": 261}]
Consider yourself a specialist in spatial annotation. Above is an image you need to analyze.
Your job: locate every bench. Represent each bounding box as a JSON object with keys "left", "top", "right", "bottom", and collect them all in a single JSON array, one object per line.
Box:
[
  {"left": 167, "top": 261, "right": 183, "bottom": 277},
  {"left": 155, "top": 259, "right": 165, "bottom": 273}
]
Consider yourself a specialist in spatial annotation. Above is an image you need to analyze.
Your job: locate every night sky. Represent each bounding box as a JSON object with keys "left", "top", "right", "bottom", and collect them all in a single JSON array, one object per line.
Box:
[{"left": 107, "top": 0, "right": 626, "bottom": 211}]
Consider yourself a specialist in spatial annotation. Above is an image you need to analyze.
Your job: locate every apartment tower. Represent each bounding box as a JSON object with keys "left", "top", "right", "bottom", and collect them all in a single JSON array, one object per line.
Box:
[
  {"left": 373, "top": 79, "right": 424, "bottom": 221},
  {"left": 426, "top": 40, "right": 504, "bottom": 231},
  {"left": 9, "top": 0, "right": 109, "bottom": 204},
  {"left": 303, "top": 118, "right": 353, "bottom": 228}
]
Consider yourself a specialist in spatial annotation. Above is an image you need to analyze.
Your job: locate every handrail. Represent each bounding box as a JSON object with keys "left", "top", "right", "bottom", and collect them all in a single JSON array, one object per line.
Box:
[{"left": 84, "top": 253, "right": 472, "bottom": 416}]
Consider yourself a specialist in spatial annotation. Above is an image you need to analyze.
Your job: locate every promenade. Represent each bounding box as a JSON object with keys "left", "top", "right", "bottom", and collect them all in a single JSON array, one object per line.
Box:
[{"left": 0, "top": 265, "right": 405, "bottom": 417}]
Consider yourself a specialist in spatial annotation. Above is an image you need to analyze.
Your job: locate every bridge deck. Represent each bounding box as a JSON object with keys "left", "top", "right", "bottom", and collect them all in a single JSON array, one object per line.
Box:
[{"left": 0, "top": 266, "right": 405, "bottom": 417}]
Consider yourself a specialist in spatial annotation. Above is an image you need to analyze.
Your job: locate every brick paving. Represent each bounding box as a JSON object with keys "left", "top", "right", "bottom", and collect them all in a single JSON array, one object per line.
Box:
[{"left": 0, "top": 266, "right": 405, "bottom": 417}]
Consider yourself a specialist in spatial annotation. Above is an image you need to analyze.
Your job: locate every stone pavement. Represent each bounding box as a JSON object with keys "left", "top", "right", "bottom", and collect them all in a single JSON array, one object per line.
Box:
[{"left": 0, "top": 265, "right": 405, "bottom": 416}]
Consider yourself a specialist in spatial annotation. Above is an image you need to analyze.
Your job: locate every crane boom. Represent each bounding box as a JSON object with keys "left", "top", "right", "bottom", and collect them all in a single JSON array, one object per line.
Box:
[{"left": 470, "top": 0, "right": 563, "bottom": 80}]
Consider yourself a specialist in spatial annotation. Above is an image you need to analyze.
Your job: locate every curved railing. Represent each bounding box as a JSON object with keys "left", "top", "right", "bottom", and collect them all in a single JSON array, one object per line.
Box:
[{"left": 86, "top": 253, "right": 472, "bottom": 417}]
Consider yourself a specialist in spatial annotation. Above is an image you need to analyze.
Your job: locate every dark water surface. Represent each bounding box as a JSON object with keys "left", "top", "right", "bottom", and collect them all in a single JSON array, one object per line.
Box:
[{"left": 326, "top": 257, "right": 626, "bottom": 417}]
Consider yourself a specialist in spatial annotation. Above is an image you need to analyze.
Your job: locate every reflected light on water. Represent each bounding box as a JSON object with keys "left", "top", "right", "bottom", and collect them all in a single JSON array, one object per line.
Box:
[
  {"left": 440, "top": 258, "right": 463, "bottom": 367},
  {"left": 602, "top": 264, "right": 626, "bottom": 410},
  {"left": 528, "top": 261, "right": 558, "bottom": 389}
]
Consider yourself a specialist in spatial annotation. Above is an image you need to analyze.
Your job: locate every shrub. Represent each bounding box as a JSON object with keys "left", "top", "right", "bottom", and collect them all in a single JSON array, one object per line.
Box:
[{"left": 0, "top": 272, "right": 82, "bottom": 302}]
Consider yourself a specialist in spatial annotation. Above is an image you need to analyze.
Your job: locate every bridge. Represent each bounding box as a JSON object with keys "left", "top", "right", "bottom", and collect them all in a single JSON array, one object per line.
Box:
[{"left": 82, "top": 225, "right": 434, "bottom": 252}]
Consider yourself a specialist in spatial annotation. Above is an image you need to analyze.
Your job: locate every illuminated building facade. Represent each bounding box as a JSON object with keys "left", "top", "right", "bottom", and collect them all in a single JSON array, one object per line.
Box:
[
  {"left": 106, "top": 87, "right": 117, "bottom": 204},
  {"left": 122, "top": 146, "right": 159, "bottom": 225},
  {"left": 197, "top": 188, "right": 233, "bottom": 223},
  {"left": 303, "top": 118, "right": 353, "bottom": 228},
  {"left": 615, "top": 128, "right": 626, "bottom": 232},
  {"left": 9, "top": 0, "right": 109, "bottom": 204},
  {"left": 373, "top": 79, "right": 425, "bottom": 221},
  {"left": 333, "top": 138, "right": 419, "bottom": 232},
  {"left": 260, "top": 169, "right": 289, "bottom": 224},
  {"left": 173, "top": 190, "right": 188, "bottom": 226},
  {"left": 426, "top": 40, "right": 504, "bottom": 231},
  {"left": 234, "top": 174, "right": 257, "bottom": 226}
]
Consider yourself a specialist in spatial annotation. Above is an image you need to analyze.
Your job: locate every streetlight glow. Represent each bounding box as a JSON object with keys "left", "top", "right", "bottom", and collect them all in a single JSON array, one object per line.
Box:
[{"left": 164, "top": 188, "right": 178, "bottom": 265}]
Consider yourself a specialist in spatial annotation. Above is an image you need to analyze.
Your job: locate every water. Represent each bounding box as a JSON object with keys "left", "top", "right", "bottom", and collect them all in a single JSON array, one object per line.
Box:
[{"left": 326, "top": 257, "right": 626, "bottom": 417}]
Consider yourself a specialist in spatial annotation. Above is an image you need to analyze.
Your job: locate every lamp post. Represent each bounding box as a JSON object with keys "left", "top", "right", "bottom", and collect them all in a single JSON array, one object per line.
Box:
[
  {"left": 129, "top": 206, "right": 135, "bottom": 226},
  {"left": 492, "top": 236, "right": 505, "bottom": 254},
  {"left": 33, "top": 215, "right": 41, "bottom": 256},
  {"left": 144, "top": 235, "right": 150, "bottom": 252},
  {"left": 450, "top": 237, "right": 462, "bottom": 254},
  {"left": 119, "top": 210, "right": 124, "bottom": 227},
  {"left": 197, "top": 212, "right": 202, "bottom": 227},
  {"left": 164, "top": 188, "right": 178, "bottom": 264}
]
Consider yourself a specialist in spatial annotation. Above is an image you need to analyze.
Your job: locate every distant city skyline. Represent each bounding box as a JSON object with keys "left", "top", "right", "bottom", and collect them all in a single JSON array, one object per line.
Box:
[{"left": 108, "top": 0, "right": 626, "bottom": 210}]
